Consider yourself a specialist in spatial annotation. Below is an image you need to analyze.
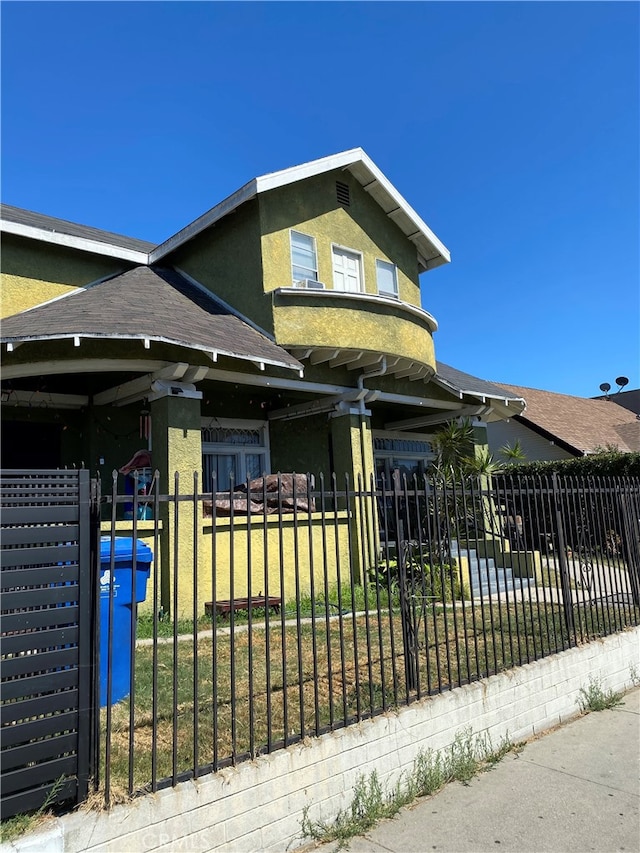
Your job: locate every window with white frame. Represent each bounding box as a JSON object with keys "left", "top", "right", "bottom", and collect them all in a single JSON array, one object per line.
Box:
[
  {"left": 376, "top": 259, "right": 398, "bottom": 298},
  {"left": 290, "top": 231, "right": 318, "bottom": 286},
  {"left": 332, "top": 245, "right": 362, "bottom": 292},
  {"left": 201, "top": 419, "right": 270, "bottom": 491}
]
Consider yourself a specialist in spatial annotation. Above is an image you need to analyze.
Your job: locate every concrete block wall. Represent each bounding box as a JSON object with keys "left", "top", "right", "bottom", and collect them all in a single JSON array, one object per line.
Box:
[{"left": 4, "top": 627, "right": 639, "bottom": 853}]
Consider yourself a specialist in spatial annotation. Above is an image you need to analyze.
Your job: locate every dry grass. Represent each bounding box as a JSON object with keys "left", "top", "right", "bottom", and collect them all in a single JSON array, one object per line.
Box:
[{"left": 98, "top": 598, "right": 638, "bottom": 799}]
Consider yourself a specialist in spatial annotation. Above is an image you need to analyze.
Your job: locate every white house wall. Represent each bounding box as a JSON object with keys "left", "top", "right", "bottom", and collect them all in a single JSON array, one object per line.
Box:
[{"left": 487, "top": 418, "right": 574, "bottom": 462}]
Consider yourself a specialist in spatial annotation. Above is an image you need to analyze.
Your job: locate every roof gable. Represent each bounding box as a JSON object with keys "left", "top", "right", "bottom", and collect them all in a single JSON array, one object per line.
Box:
[
  {"left": 1, "top": 150, "right": 450, "bottom": 275},
  {"left": 146, "top": 149, "right": 451, "bottom": 272}
]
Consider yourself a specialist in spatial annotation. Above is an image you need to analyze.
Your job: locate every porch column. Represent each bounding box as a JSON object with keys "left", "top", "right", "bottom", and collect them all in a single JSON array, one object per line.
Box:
[
  {"left": 150, "top": 392, "right": 202, "bottom": 617},
  {"left": 329, "top": 409, "right": 376, "bottom": 584}
]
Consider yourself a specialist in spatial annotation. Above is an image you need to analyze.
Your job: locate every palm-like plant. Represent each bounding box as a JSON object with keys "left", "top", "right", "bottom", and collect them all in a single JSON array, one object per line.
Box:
[
  {"left": 430, "top": 419, "right": 476, "bottom": 480},
  {"left": 431, "top": 419, "right": 501, "bottom": 480},
  {"left": 499, "top": 439, "right": 527, "bottom": 463},
  {"left": 425, "top": 419, "right": 505, "bottom": 557}
]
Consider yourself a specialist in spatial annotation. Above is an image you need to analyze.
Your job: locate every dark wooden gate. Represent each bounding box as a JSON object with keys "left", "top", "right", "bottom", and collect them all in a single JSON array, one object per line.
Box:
[{"left": 1, "top": 469, "right": 99, "bottom": 820}]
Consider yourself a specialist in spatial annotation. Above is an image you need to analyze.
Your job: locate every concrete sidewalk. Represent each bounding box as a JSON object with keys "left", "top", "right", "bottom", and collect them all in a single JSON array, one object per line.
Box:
[{"left": 319, "top": 687, "right": 640, "bottom": 853}]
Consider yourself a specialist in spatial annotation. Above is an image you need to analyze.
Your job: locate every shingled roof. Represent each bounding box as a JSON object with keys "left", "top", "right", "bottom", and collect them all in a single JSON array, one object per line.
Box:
[
  {"left": 435, "top": 362, "right": 525, "bottom": 405},
  {"left": 496, "top": 383, "right": 640, "bottom": 455},
  {"left": 1, "top": 203, "right": 154, "bottom": 259},
  {"left": 0, "top": 266, "right": 303, "bottom": 373}
]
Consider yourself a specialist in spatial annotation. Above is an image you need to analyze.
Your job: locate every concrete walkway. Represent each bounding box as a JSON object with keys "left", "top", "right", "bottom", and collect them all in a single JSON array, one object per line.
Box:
[{"left": 318, "top": 687, "right": 640, "bottom": 853}]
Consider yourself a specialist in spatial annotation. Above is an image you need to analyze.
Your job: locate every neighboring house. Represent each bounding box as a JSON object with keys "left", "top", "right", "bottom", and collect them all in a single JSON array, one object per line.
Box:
[
  {"left": 593, "top": 389, "right": 640, "bottom": 417},
  {"left": 486, "top": 383, "right": 640, "bottom": 461},
  {"left": 1, "top": 148, "right": 526, "bottom": 607}
]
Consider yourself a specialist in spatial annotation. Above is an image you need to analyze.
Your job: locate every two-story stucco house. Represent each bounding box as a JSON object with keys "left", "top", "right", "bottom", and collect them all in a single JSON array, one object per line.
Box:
[
  {"left": 1, "top": 149, "right": 523, "bottom": 484},
  {"left": 1, "top": 149, "right": 524, "bottom": 609}
]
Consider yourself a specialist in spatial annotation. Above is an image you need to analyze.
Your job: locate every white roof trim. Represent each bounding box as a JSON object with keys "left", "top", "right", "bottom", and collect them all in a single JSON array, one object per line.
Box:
[
  {"left": 1, "top": 219, "right": 149, "bottom": 264},
  {"left": 1, "top": 331, "right": 300, "bottom": 373},
  {"left": 432, "top": 373, "right": 526, "bottom": 412},
  {"left": 150, "top": 148, "right": 450, "bottom": 271},
  {"left": 4, "top": 149, "right": 450, "bottom": 273}
]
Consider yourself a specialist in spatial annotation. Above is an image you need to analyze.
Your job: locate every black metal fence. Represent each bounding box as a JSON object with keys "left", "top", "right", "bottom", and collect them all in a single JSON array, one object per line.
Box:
[
  {"left": 0, "top": 469, "right": 99, "bottom": 820},
  {"left": 94, "top": 471, "right": 640, "bottom": 804}
]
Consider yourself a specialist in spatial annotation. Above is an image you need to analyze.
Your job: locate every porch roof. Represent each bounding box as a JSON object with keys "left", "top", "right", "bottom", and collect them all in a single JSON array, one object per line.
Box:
[
  {"left": 434, "top": 362, "right": 526, "bottom": 416},
  {"left": 0, "top": 266, "right": 303, "bottom": 373}
]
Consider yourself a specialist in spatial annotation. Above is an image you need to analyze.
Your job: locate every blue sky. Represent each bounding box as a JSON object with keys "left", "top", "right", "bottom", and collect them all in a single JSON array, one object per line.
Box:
[{"left": 2, "top": 2, "right": 638, "bottom": 397}]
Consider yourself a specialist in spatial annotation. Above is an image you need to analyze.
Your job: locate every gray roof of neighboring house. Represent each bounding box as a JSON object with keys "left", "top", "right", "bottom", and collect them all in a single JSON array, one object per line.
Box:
[
  {"left": 593, "top": 389, "right": 640, "bottom": 416},
  {"left": 435, "top": 362, "right": 526, "bottom": 405},
  {"left": 496, "top": 383, "right": 640, "bottom": 454},
  {"left": 1, "top": 203, "right": 155, "bottom": 254},
  {"left": 0, "top": 266, "right": 303, "bottom": 373}
]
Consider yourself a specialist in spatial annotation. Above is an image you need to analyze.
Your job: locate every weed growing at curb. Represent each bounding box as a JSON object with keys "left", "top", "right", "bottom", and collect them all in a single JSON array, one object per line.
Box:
[
  {"left": 629, "top": 664, "right": 640, "bottom": 687},
  {"left": 300, "top": 728, "right": 520, "bottom": 848},
  {"left": 578, "top": 676, "right": 623, "bottom": 712},
  {"left": 0, "top": 776, "right": 66, "bottom": 845}
]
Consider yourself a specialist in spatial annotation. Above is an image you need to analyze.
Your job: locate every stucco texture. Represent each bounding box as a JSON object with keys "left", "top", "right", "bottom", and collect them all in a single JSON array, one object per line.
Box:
[
  {"left": 169, "top": 199, "right": 272, "bottom": 333},
  {"left": 259, "top": 170, "right": 422, "bottom": 306},
  {"left": 1, "top": 236, "right": 127, "bottom": 319},
  {"left": 272, "top": 296, "right": 436, "bottom": 371}
]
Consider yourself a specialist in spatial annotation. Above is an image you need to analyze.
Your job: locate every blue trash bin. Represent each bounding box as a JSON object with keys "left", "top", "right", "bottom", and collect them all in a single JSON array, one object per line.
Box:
[{"left": 99, "top": 536, "right": 152, "bottom": 707}]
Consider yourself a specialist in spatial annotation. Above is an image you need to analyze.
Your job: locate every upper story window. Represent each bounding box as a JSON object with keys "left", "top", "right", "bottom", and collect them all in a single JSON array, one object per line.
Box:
[
  {"left": 290, "top": 231, "right": 318, "bottom": 286},
  {"left": 332, "top": 245, "right": 362, "bottom": 293},
  {"left": 376, "top": 260, "right": 398, "bottom": 298}
]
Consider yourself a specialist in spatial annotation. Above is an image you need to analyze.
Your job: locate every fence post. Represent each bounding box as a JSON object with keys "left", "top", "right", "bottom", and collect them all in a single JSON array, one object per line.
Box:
[
  {"left": 552, "top": 473, "right": 575, "bottom": 639},
  {"left": 89, "top": 476, "right": 101, "bottom": 793},
  {"left": 394, "top": 496, "right": 417, "bottom": 692},
  {"left": 619, "top": 486, "right": 640, "bottom": 606}
]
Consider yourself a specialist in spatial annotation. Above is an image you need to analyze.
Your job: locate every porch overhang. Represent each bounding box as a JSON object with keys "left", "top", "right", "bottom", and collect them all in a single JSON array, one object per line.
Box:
[
  {"left": 1, "top": 266, "right": 304, "bottom": 377},
  {"left": 289, "top": 346, "right": 434, "bottom": 384},
  {"left": 432, "top": 361, "right": 527, "bottom": 422}
]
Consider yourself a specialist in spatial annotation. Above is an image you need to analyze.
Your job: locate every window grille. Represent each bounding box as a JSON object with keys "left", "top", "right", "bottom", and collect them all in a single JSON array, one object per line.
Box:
[
  {"left": 374, "top": 437, "right": 432, "bottom": 454},
  {"left": 201, "top": 426, "right": 262, "bottom": 446}
]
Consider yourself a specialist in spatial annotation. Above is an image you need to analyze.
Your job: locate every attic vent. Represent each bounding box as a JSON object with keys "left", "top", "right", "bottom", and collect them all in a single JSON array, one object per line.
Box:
[{"left": 336, "top": 181, "right": 351, "bottom": 207}]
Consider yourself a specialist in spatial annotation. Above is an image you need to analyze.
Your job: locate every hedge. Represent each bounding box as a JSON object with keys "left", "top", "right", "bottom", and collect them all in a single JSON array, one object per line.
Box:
[{"left": 501, "top": 450, "right": 640, "bottom": 478}]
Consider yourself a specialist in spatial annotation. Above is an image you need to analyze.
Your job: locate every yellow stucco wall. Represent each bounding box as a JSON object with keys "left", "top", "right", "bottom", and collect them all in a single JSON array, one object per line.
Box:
[
  {"left": 168, "top": 198, "right": 272, "bottom": 333},
  {"left": 259, "top": 171, "right": 422, "bottom": 307},
  {"left": 202, "top": 512, "right": 352, "bottom": 605},
  {"left": 272, "top": 297, "right": 436, "bottom": 371},
  {"left": 1, "top": 236, "right": 128, "bottom": 318},
  {"left": 103, "top": 514, "right": 352, "bottom": 618}
]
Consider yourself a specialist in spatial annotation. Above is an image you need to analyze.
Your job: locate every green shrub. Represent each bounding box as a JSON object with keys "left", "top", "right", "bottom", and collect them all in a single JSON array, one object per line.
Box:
[
  {"left": 503, "top": 450, "right": 640, "bottom": 478},
  {"left": 371, "top": 549, "right": 462, "bottom": 602}
]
